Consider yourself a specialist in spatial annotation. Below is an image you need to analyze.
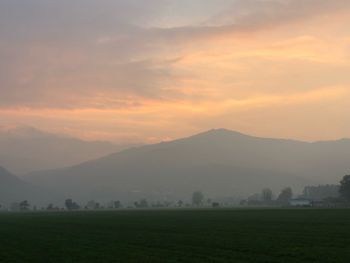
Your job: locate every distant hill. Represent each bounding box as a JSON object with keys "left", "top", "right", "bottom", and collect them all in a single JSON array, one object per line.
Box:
[
  {"left": 0, "top": 126, "right": 136, "bottom": 174},
  {"left": 0, "top": 166, "right": 24, "bottom": 186},
  {"left": 0, "top": 166, "right": 55, "bottom": 206},
  {"left": 26, "top": 129, "right": 350, "bottom": 202}
]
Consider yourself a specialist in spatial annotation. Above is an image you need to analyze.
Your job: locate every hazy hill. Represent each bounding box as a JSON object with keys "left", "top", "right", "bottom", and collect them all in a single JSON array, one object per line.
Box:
[
  {"left": 0, "top": 166, "right": 54, "bottom": 206},
  {"left": 26, "top": 129, "right": 350, "bottom": 202},
  {"left": 0, "top": 166, "right": 25, "bottom": 187},
  {"left": 0, "top": 126, "right": 135, "bottom": 174}
]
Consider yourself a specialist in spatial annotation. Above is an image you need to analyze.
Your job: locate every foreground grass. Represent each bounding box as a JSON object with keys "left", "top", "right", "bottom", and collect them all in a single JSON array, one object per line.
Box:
[{"left": 0, "top": 209, "right": 350, "bottom": 262}]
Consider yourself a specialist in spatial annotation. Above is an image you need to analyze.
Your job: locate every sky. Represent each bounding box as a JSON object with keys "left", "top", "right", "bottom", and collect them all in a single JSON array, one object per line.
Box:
[{"left": 1, "top": 0, "right": 350, "bottom": 143}]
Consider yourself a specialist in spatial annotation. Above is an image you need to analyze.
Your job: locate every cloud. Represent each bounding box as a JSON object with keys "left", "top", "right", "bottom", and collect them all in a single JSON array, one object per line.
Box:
[
  {"left": 136, "top": 0, "right": 350, "bottom": 44},
  {"left": 1, "top": 0, "right": 350, "bottom": 141},
  {"left": 1, "top": 0, "right": 349, "bottom": 109},
  {"left": 207, "top": 0, "right": 350, "bottom": 27}
]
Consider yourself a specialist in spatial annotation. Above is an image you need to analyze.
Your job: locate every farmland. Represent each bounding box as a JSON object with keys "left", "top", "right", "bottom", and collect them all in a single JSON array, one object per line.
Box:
[{"left": 0, "top": 209, "right": 350, "bottom": 262}]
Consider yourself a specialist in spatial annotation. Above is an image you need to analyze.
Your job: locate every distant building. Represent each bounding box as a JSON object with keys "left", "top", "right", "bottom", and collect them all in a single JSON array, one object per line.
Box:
[
  {"left": 302, "top": 185, "right": 340, "bottom": 201},
  {"left": 289, "top": 199, "right": 312, "bottom": 207}
]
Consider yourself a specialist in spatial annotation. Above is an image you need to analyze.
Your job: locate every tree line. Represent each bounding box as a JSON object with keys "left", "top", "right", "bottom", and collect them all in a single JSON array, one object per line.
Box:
[{"left": 2, "top": 174, "right": 350, "bottom": 212}]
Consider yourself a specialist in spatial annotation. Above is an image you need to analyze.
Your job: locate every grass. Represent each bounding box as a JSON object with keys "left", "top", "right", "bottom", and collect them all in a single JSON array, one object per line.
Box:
[{"left": 0, "top": 209, "right": 350, "bottom": 262}]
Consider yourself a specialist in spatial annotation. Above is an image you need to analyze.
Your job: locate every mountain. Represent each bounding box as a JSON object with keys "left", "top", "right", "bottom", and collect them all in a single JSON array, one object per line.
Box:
[
  {"left": 0, "top": 166, "right": 24, "bottom": 186},
  {"left": 26, "top": 129, "right": 350, "bottom": 202},
  {"left": 0, "top": 126, "right": 136, "bottom": 174},
  {"left": 0, "top": 166, "right": 54, "bottom": 206}
]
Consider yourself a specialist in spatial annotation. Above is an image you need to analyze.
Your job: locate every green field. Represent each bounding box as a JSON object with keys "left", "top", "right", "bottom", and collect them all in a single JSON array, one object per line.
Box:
[{"left": 1, "top": 209, "right": 350, "bottom": 262}]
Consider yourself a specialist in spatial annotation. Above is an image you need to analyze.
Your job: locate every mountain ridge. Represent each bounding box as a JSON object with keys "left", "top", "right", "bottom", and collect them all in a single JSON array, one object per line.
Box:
[
  {"left": 0, "top": 166, "right": 57, "bottom": 205},
  {"left": 25, "top": 129, "right": 350, "bottom": 203},
  {"left": 0, "top": 126, "right": 137, "bottom": 174}
]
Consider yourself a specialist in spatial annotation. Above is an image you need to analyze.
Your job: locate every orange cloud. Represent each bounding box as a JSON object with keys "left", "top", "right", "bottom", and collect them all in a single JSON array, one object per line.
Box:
[{"left": 1, "top": 1, "right": 350, "bottom": 142}]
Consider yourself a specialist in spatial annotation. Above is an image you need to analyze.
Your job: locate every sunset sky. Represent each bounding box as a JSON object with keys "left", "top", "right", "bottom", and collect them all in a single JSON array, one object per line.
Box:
[{"left": 1, "top": 0, "right": 350, "bottom": 143}]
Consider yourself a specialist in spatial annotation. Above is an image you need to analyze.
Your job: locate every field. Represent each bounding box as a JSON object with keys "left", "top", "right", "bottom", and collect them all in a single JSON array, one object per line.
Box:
[{"left": 1, "top": 209, "right": 350, "bottom": 262}]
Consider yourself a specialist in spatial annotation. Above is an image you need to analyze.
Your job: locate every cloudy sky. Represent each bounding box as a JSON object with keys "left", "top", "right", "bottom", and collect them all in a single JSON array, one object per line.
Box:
[{"left": 1, "top": 0, "right": 350, "bottom": 143}]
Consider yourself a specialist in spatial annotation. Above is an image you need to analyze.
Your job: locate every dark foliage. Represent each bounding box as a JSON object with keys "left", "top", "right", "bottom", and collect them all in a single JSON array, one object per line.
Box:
[{"left": 340, "top": 175, "right": 350, "bottom": 201}]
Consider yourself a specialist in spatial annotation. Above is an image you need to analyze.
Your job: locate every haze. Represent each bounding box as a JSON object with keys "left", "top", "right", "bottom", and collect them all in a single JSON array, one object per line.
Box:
[{"left": 2, "top": 2, "right": 350, "bottom": 262}]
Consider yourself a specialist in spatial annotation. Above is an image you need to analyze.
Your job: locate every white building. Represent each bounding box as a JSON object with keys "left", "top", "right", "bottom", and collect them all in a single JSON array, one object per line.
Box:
[{"left": 289, "top": 199, "right": 312, "bottom": 207}]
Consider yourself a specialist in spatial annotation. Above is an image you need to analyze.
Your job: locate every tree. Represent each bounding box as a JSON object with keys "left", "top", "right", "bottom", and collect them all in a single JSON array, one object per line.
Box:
[
  {"left": 134, "top": 199, "right": 148, "bottom": 208},
  {"left": 65, "top": 199, "right": 80, "bottom": 210},
  {"left": 262, "top": 188, "right": 273, "bottom": 203},
  {"left": 46, "top": 204, "right": 59, "bottom": 211},
  {"left": 19, "top": 200, "right": 30, "bottom": 211},
  {"left": 277, "top": 187, "right": 293, "bottom": 204},
  {"left": 212, "top": 202, "right": 220, "bottom": 208},
  {"left": 192, "top": 191, "right": 204, "bottom": 206},
  {"left": 113, "top": 201, "right": 122, "bottom": 209},
  {"left": 139, "top": 199, "right": 148, "bottom": 208},
  {"left": 86, "top": 200, "right": 99, "bottom": 210},
  {"left": 340, "top": 175, "right": 350, "bottom": 201}
]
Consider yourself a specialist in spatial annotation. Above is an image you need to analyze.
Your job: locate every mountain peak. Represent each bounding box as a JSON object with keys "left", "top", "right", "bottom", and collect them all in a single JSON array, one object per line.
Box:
[
  {"left": 190, "top": 128, "right": 251, "bottom": 140},
  {"left": 208, "top": 128, "right": 247, "bottom": 135}
]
